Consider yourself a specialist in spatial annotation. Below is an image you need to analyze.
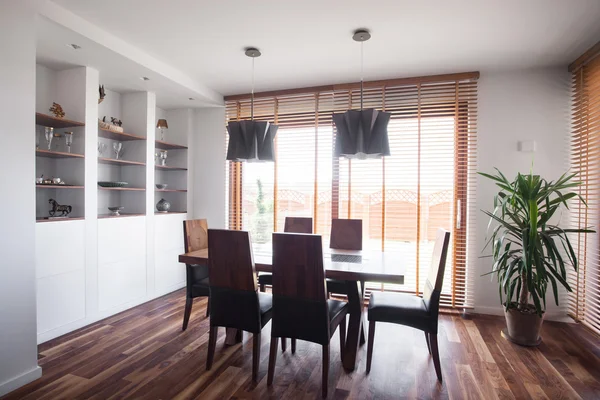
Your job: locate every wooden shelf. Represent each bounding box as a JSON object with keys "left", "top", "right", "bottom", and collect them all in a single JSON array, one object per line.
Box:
[
  {"left": 98, "top": 213, "right": 145, "bottom": 219},
  {"left": 36, "top": 149, "right": 84, "bottom": 159},
  {"left": 35, "top": 113, "right": 85, "bottom": 129},
  {"left": 155, "top": 189, "right": 187, "bottom": 192},
  {"left": 98, "top": 157, "right": 146, "bottom": 167},
  {"left": 155, "top": 211, "right": 187, "bottom": 215},
  {"left": 155, "top": 140, "right": 188, "bottom": 150},
  {"left": 98, "top": 186, "right": 145, "bottom": 191},
  {"left": 98, "top": 128, "right": 146, "bottom": 141},
  {"left": 36, "top": 184, "right": 84, "bottom": 189},
  {"left": 155, "top": 165, "right": 187, "bottom": 171},
  {"left": 37, "top": 216, "right": 85, "bottom": 223}
]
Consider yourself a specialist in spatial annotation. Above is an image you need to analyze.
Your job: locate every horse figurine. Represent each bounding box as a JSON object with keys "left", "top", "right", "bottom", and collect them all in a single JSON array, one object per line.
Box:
[{"left": 48, "top": 198, "right": 72, "bottom": 217}]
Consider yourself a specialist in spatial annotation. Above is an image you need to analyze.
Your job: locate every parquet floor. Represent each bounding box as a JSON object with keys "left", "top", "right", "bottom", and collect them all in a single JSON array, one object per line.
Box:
[{"left": 3, "top": 289, "right": 600, "bottom": 399}]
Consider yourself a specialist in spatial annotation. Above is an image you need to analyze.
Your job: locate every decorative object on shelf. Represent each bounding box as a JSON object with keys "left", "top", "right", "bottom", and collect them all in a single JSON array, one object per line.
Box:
[
  {"left": 226, "top": 47, "right": 278, "bottom": 162},
  {"left": 333, "top": 29, "right": 391, "bottom": 159},
  {"left": 155, "top": 183, "right": 168, "bottom": 189},
  {"left": 44, "top": 127, "right": 54, "bottom": 150},
  {"left": 36, "top": 175, "right": 43, "bottom": 184},
  {"left": 98, "top": 181, "right": 128, "bottom": 188},
  {"left": 64, "top": 131, "right": 74, "bottom": 153},
  {"left": 48, "top": 198, "right": 72, "bottom": 217},
  {"left": 98, "top": 142, "right": 106, "bottom": 156},
  {"left": 480, "top": 168, "right": 594, "bottom": 346},
  {"left": 99, "top": 117, "right": 124, "bottom": 133},
  {"left": 108, "top": 206, "right": 124, "bottom": 216},
  {"left": 110, "top": 117, "right": 123, "bottom": 127},
  {"left": 158, "top": 149, "right": 168, "bottom": 166},
  {"left": 113, "top": 142, "right": 123, "bottom": 159},
  {"left": 156, "top": 119, "right": 168, "bottom": 141},
  {"left": 98, "top": 85, "right": 106, "bottom": 104},
  {"left": 53, "top": 132, "right": 62, "bottom": 151},
  {"left": 52, "top": 177, "right": 62, "bottom": 184},
  {"left": 49, "top": 102, "right": 65, "bottom": 119},
  {"left": 156, "top": 198, "right": 171, "bottom": 213}
]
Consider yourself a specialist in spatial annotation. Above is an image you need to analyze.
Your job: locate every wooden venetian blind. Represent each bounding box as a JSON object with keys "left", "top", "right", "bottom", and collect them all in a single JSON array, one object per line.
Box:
[
  {"left": 569, "top": 42, "right": 600, "bottom": 335},
  {"left": 225, "top": 72, "right": 478, "bottom": 309}
]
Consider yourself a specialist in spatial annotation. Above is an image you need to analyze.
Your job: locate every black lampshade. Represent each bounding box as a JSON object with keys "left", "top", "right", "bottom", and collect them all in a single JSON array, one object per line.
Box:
[
  {"left": 226, "top": 120, "right": 278, "bottom": 162},
  {"left": 333, "top": 108, "right": 391, "bottom": 159}
]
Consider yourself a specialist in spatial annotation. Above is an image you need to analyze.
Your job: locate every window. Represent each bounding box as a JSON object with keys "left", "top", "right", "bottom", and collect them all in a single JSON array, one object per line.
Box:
[
  {"left": 569, "top": 42, "right": 600, "bottom": 335},
  {"left": 225, "top": 73, "right": 478, "bottom": 309}
]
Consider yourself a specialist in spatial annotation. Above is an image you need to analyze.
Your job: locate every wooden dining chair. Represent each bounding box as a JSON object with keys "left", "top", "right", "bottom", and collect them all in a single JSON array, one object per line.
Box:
[
  {"left": 268, "top": 232, "right": 348, "bottom": 398},
  {"left": 206, "top": 229, "right": 273, "bottom": 383},
  {"left": 327, "top": 218, "right": 363, "bottom": 297},
  {"left": 181, "top": 219, "right": 210, "bottom": 330},
  {"left": 366, "top": 229, "right": 451, "bottom": 382},
  {"left": 258, "top": 216, "right": 313, "bottom": 292}
]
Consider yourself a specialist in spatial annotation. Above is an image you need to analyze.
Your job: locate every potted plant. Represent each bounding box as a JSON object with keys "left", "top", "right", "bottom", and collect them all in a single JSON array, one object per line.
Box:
[{"left": 480, "top": 168, "right": 593, "bottom": 346}]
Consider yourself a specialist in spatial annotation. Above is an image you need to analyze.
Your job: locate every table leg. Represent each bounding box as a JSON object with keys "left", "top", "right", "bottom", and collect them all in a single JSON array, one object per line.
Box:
[
  {"left": 342, "top": 280, "right": 365, "bottom": 371},
  {"left": 225, "top": 328, "right": 242, "bottom": 345}
]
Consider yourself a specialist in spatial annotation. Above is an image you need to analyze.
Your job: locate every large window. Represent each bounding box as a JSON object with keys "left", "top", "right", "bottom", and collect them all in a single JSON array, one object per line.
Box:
[
  {"left": 569, "top": 43, "right": 600, "bottom": 335},
  {"left": 225, "top": 73, "right": 478, "bottom": 309}
]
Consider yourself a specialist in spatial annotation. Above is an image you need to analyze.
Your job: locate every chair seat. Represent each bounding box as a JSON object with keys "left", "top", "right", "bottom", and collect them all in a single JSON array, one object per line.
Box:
[
  {"left": 258, "top": 273, "right": 272, "bottom": 286},
  {"left": 368, "top": 292, "right": 433, "bottom": 332},
  {"left": 258, "top": 292, "right": 273, "bottom": 327}
]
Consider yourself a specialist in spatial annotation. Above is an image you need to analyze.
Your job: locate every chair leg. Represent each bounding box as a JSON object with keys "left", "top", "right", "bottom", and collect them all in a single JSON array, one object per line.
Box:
[
  {"left": 291, "top": 338, "right": 296, "bottom": 354},
  {"left": 366, "top": 321, "right": 375, "bottom": 373},
  {"left": 260, "top": 283, "right": 266, "bottom": 292},
  {"left": 252, "top": 332, "right": 261, "bottom": 383},
  {"left": 205, "top": 296, "right": 210, "bottom": 318},
  {"left": 430, "top": 333, "right": 442, "bottom": 382},
  {"left": 182, "top": 296, "right": 193, "bottom": 331},
  {"left": 267, "top": 337, "right": 279, "bottom": 386},
  {"left": 281, "top": 337, "right": 287, "bottom": 352},
  {"left": 322, "top": 344, "right": 330, "bottom": 398},
  {"left": 339, "top": 315, "right": 346, "bottom": 361},
  {"left": 206, "top": 326, "right": 218, "bottom": 370},
  {"left": 359, "top": 280, "right": 366, "bottom": 346},
  {"left": 424, "top": 332, "right": 431, "bottom": 355}
]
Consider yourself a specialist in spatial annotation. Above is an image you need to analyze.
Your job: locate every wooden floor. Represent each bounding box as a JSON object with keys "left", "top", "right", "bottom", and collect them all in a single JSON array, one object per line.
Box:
[{"left": 4, "top": 289, "right": 600, "bottom": 400}]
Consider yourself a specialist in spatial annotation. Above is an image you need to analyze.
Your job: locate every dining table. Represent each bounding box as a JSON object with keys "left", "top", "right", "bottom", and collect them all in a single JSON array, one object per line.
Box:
[{"left": 179, "top": 244, "right": 405, "bottom": 371}]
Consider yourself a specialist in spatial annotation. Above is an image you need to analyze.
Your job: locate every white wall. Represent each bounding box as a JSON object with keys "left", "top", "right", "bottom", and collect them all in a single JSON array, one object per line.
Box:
[
  {"left": 474, "top": 67, "right": 571, "bottom": 318},
  {"left": 192, "top": 107, "right": 226, "bottom": 228},
  {"left": 0, "top": 0, "right": 42, "bottom": 396}
]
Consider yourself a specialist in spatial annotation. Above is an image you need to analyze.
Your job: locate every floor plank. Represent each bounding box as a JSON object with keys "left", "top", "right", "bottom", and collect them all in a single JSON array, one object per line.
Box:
[{"left": 2, "top": 289, "right": 599, "bottom": 400}]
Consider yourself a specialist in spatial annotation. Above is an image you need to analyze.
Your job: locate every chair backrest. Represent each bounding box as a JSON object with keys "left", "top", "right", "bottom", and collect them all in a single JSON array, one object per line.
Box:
[
  {"left": 207, "top": 229, "right": 262, "bottom": 332},
  {"left": 423, "top": 229, "right": 451, "bottom": 313},
  {"left": 284, "top": 216, "right": 313, "bottom": 234},
  {"left": 271, "top": 232, "right": 330, "bottom": 344},
  {"left": 330, "top": 218, "right": 363, "bottom": 250},
  {"left": 207, "top": 229, "right": 256, "bottom": 291},
  {"left": 183, "top": 219, "right": 208, "bottom": 253}
]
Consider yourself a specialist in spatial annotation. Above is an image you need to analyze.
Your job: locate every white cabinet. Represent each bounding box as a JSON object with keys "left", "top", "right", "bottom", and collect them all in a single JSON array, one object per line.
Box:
[{"left": 154, "top": 213, "right": 187, "bottom": 296}]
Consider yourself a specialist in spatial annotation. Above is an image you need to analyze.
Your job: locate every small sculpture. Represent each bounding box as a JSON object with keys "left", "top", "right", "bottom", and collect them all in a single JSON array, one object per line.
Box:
[
  {"left": 98, "top": 85, "right": 106, "bottom": 104},
  {"left": 156, "top": 198, "right": 171, "bottom": 213},
  {"left": 49, "top": 102, "right": 65, "bottom": 119},
  {"left": 48, "top": 198, "right": 72, "bottom": 217},
  {"left": 110, "top": 117, "right": 123, "bottom": 127}
]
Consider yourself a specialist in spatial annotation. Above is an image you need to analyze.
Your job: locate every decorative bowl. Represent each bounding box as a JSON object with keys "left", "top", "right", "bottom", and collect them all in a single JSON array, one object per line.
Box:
[
  {"left": 108, "top": 206, "right": 124, "bottom": 216},
  {"left": 155, "top": 183, "right": 168, "bottom": 189},
  {"left": 98, "top": 181, "right": 128, "bottom": 188}
]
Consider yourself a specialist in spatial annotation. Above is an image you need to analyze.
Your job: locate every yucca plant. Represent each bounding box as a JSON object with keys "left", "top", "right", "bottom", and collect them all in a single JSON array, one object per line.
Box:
[{"left": 480, "top": 168, "right": 593, "bottom": 318}]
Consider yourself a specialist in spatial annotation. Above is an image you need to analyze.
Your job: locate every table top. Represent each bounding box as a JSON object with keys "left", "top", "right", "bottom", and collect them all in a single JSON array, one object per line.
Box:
[{"left": 179, "top": 245, "right": 405, "bottom": 284}]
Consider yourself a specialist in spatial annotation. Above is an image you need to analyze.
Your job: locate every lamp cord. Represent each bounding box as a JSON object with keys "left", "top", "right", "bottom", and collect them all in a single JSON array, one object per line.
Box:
[
  {"left": 360, "top": 41, "right": 364, "bottom": 110},
  {"left": 251, "top": 57, "right": 255, "bottom": 120}
]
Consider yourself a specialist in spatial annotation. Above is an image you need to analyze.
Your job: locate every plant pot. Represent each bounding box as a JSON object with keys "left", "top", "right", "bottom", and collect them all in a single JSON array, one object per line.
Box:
[{"left": 502, "top": 305, "right": 544, "bottom": 346}]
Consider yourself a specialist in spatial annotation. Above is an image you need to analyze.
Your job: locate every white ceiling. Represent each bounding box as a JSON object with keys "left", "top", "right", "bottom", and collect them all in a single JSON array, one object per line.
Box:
[{"left": 51, "top": 0, "right": 600, "bottom": 97}]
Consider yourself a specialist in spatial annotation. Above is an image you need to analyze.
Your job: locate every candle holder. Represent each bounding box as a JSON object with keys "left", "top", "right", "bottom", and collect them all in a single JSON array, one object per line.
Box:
[
  {"left": 64, "top": 132, "right": 73, "bottom": 153},
  {"left": 158, "top": 150, "right": 168, "bottom": 166},
  {"left": 44, "top": 127, "right": 54, "bottom": 150}
]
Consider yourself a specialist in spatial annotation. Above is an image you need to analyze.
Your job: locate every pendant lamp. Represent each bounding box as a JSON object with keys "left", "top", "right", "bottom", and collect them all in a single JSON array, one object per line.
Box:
[
  {"left": 226, "top": 47, "right": 278, "bottom": 162},
  {"left": 333, "top": 29, "right": 391, "bottom": 159}
]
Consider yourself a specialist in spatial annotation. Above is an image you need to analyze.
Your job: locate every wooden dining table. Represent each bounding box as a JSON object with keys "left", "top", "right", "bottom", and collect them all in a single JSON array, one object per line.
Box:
[{"left": 179, "top": 245, "right": 405, "bottom": 371}]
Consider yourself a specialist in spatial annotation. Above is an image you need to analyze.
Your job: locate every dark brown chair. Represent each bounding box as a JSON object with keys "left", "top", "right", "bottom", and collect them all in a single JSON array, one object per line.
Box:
[
  {"left": 206, "top": 229, "right": 273, "bottom": 382},
  {"left": 327, "top": 219, "right": 363, "bottom": 296},
  {"left": 267, "top": 232, "right": 348, "bottom": 398},
  {"left": 366, "top": 229, "right": 451, "bottom": 382},
  {"left": 182, "top": 219, "right": 210, "bottom": 330},
  {"left": 258, "top": 216, "right": 313, "bottom": 292}
]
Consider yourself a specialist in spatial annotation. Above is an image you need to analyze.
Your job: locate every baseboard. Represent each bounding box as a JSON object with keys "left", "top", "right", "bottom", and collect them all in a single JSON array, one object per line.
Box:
[{"left": 0, "top": 366, "right": 42, "bottom": 397}]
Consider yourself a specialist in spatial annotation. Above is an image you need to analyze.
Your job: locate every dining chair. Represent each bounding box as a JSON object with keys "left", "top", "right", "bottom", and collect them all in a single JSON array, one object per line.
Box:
[
  {"left": 258, "top": 216, "right": 313, "bottom": 292},
  {"left": 327, "top": 218, "right": 363, "bottom": 296},
  {"left": 181, "top": 219, "right": 210, "bottom": 330},
  {"left": 205, "top": 229, "right": 272, "bottom": 382},
  {"left": 267, "top": 232, "right": 348, "bottom": 398},
  {"left": 366, "top": 228, "right": 451, "bottom": 382}
]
